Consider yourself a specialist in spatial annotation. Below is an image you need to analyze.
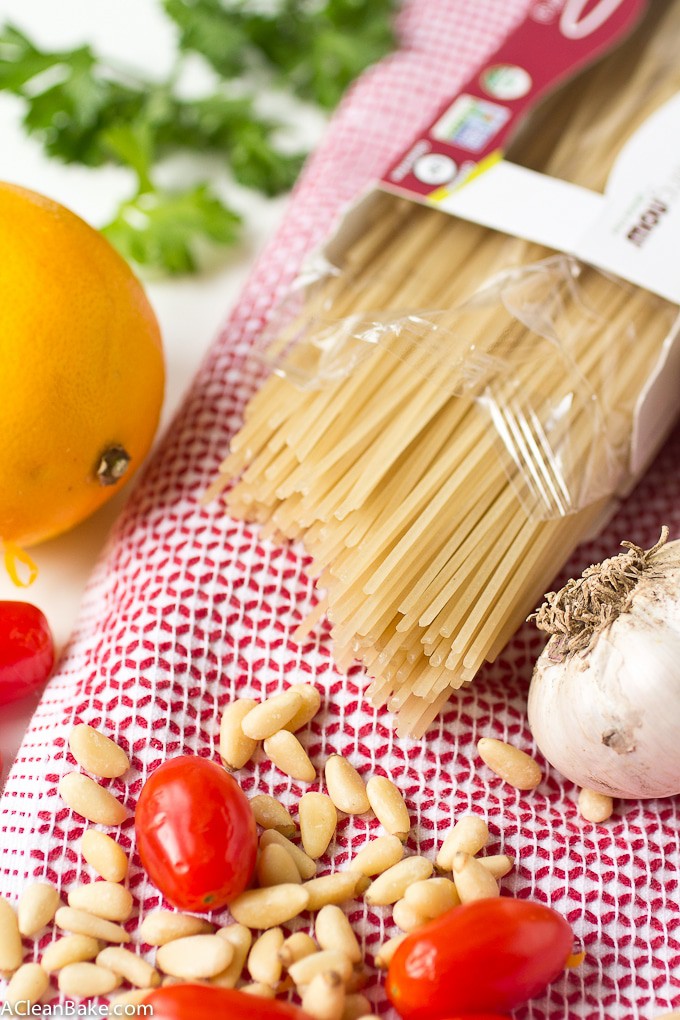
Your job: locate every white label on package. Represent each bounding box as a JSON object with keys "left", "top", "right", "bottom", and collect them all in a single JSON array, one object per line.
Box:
[
  {"left": 434, "top": 163, "right": 602, "bottom": 254},
  {"left": 573, "top": 92, "right": 680, "bottom": 305},
  {"left": 423, "top": 91, "right": 680, "bottom": 306}
]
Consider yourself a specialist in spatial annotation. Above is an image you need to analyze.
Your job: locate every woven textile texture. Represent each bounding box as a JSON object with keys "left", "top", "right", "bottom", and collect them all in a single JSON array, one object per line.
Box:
[{"left": 2, "top": 1, "right": 680, "bottom": 1016}]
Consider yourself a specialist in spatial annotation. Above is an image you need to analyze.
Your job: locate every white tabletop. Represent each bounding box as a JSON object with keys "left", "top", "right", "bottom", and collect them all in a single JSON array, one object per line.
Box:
[{"left": 0, "top": 0, "right": 325, "bottom": 785}]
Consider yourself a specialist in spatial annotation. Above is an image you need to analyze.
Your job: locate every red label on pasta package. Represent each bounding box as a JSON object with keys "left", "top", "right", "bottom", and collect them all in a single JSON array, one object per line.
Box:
[{"left": 382, "top": 0, "right": 649, "bottom": 199}]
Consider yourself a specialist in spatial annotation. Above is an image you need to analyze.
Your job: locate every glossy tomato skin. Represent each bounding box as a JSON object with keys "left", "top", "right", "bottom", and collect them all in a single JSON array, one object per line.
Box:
[
  {"left": 387, "top": 897, "right": 573, "bottom": 1019},
  {"left": 143, "top": 984, "right": 313, "bottom": 1020},
  {"left": 135, "top": 755, "right": 257, "bottom": 912},
  {"left": 0, "top": 601, "right": 54, "bottom": 706}
]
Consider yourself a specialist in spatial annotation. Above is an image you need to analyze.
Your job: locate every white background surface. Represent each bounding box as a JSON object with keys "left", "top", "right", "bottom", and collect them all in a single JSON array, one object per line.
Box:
[{"left": 0, "top": 0, "right": 325, "bottom": 785}]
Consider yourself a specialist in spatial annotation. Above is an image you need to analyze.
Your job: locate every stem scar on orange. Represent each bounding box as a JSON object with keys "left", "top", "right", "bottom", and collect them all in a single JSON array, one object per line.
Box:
[{"left": 0, "top": 182, "right": 164, "bottom": 548}]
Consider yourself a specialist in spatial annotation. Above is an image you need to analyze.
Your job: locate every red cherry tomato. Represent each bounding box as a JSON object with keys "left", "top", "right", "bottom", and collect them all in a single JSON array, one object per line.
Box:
[
  {"left": 135, "top": 755, "right": 257, "bottom": 912},
  {"left": 387, "top": 897, "right": 573, "bottom": 1019},
  {"left": 143, "top": 984, "right": 313, "bottom": 1020},
  {"left": 0, "top": 601, "right": 54, "bottom": 706}
]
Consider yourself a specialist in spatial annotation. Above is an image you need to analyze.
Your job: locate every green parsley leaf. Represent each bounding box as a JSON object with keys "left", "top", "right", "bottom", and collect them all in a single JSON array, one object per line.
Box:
[
  {"left": 0, "top": 25, "right": 146, "bottom": 166},
  {"left": 101, "top": 183, "right": 241, "bottom": 274},
  {"left": 150, "top": 93, "right": 305, "bottom": 195},
  {"left": 162, "top": 0, "right": 251, "bottom": 78},
  {"left": 101, "top": 120, "right": 155, "bottom": 192},
  {"left": 228, "top": 122, "right": 306, "bottom": 195},
  {"left": 0, "top": 25, "right": 56, "bottom": 91},
  {"left": 292, "top": 0, "right": 397, "bottom": 108},
  {"left": 155, "top": 93, "right": 262, "bottom": 152}
]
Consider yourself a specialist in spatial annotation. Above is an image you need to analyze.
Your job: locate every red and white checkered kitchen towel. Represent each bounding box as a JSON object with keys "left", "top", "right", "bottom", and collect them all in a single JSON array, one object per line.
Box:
[{"left": 2, "top": 1, "right": 680, "bottom": 1016}]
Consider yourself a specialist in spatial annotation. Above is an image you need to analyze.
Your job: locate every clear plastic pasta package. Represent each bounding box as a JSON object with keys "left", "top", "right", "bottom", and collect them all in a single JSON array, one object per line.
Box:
[
  {"left": 256, "top": 251, "right": 677, "bottom": 523},
  {"left": 214, "top": 0, "right": 680, "bottom": 735}
]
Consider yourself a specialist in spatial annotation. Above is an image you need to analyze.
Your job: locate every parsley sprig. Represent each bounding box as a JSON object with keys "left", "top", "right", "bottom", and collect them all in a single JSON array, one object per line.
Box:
[{"left": 0, "top": 0, "right": 396, "bottom": 274}]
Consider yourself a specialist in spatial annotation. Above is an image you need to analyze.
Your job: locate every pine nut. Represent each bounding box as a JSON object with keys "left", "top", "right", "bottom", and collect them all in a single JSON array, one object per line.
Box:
[
  {"left": 303, "top": 873, "right": 368, "bottom": 911},
  {"left": 392, "top": 898, "right": 426, "bottom": 933},
  {"left": 347, "top": 835, "right": 404, "bottom": 877},
  {"left": 17, "top": 882, "right": 60, "bottom": 936},
  {"left": 452, "top": 852, "right": 500, "bottom": 903},
  {"left": 81, "top": 830, "right": 129, "bottom": 883},
  {"left": 578, "top": 787, "right": 614, "bottom": 823},
  {"left": 278, "top": 932, "right": 318, "bottom": 969},
  {"left": 300, "top": 793, "right": 337, "bottom": 859},
  {"left": 139, "top": 910, "right": 214, "bottom": 946},
  {"left": 355, "top": 1016, "right": 380, "bottom": 1020},
  {"left": 289, "top": 949, "right": 353, "bottom": 988},
  {"left": 324, "top": 757, "right": 370, "bottom": 815},
  {"left": 41, "top": 935, "right": 102, "bottom": 972},
  {"left": 436, "top": 814, "right": 489, "bottom": 871},
  {"left": 68, "top": 882, "right": 133, "bottom": 922},
  {"left": 69, "top": 724, "right": 130, "bottom": 779},
  {"left": 241, "top": 691, "right": 304, "bottom": 740},
  {"left": 0, "top": 897, "right": 23, "bottom": 972},
  {"left": 284, "top": 685, "right": 322, "bottom": 732},
  {"left": 229, "top": 884, "right": 310, "bottom": 929},
  {"left": 213, "top": 924, "right": 252, "bottom": 988},
  {"left": 364, "top": 856, "right": 433, "bottom": 906},
  {"left": 302, "top": 970, "right": 346, "bottom": 1020},
  {"left": 342, "top": 995, "right": 372, "bottom": 1020},
  {"left": 315, "top": 906, "right": 361, "bottom": 964},
  {"left": 58, "top": 962, "right": 121, "bottom": 997},
  {"left": 477, "top": 737, "right": 542, "bottom": 790},
  {"left": 96, "top": 946, "right": 160, "bottom": 988},
  {"left": 404, "top": 877, "right": 459, "bottom": 919},
  {"left": 260, "top": 829, "right": 317, "bottom": 880},
  {"left": 250, "top": 795, "right": 297, "bottom": 838},
  {"left": 59, "top": 773, "right": 127, "bottom": 826},
  {"left": 156, "top": 934, "right": 233, "bottom": 979},
  {"left": 477, "top": 854, "right": 514, "bottom": 879},
  {"left": 345, "top": 967, "right": 368, "bottom": 994},
  {"left": 263, "top": 730, "right": 316, "bottom": 783},
  {"left": 247, "top": 927, "right": 284, "bottom": 986},
  {"left": 365, "top": 776, "right": 410, "bottom": 841},
  {"left": 55, "top": 906, "right": 130, "bottom": 944},
  {"left": 374, "top": 933, "right": 407, "bottom": 969},
  {"left": 219, "top": 698, "right": 259, "bottom": 770},
  {"left": 5, "top": 963, "right": 49, "bottom": 1010},
  {"left": 257, "top": 843, "right": 302, "bottom": 887},
  {"left": 107, "top": 988, "right": 155, "bottom": 1009},
  {"left": 241, "top": 982, "right": 276, "bottom": 998}
]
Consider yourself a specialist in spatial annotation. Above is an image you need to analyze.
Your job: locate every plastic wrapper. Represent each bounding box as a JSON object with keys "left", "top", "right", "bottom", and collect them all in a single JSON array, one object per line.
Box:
[{"left": 255, "top": 252, "right": 676, "bottom": 523}]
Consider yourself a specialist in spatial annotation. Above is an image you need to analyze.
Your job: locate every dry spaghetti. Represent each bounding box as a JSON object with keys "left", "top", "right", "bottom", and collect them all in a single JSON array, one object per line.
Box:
[{"left": 211, "top": 3, "right": 680, "bottom": 735}]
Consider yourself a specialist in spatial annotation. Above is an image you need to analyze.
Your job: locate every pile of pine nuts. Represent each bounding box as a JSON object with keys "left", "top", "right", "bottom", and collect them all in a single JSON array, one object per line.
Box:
[
  {"left": 0, "top": 690, "right": 566, "bottom": 1019},
  {"left": 0, "top": 724, "right": 143, "bottom": 1012}
]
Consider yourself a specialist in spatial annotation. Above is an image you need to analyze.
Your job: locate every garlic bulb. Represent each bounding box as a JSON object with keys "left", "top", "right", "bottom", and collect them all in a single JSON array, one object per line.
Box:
[{"left": 527, "top": 528, "right": 680, "bottom": 800}]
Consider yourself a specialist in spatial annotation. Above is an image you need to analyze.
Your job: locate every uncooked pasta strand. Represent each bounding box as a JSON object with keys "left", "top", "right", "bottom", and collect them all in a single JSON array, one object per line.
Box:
[{"left": 292, "top": 596, "right": 329, "bottom": 644}]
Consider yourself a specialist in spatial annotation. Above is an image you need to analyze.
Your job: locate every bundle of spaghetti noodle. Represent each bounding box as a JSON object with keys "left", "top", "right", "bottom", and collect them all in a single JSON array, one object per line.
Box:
[{"left": 211, "top": 2, "right": 680, "bottom": 736}]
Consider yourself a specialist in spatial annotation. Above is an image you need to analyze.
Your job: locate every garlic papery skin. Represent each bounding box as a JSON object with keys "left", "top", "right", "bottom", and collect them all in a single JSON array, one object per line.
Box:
[{"left": 527, "top": 530, "right": 680, "bottom": 800}]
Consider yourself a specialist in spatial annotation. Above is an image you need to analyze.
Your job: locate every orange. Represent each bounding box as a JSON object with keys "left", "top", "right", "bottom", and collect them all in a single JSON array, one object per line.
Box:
[{"left": 0, "top": 182, "right": 164, "bottom": 547}]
